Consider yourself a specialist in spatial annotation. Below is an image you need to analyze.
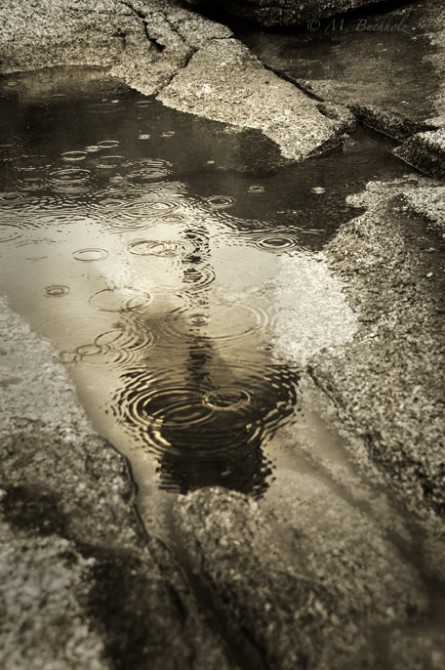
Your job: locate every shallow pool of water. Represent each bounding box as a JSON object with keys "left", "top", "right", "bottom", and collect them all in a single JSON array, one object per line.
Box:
[{"left": 0, "top": 68, "right": 409, "bottom": 501}]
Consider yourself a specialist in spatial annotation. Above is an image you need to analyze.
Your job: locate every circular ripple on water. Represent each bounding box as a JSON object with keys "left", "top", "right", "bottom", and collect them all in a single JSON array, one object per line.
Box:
[
  {"left": 206, "top": 195, "right": 235, "bottom": 210},
  {"left": 126, "top": 159, "right": 173, "bottom": 184},
  {"left": 16, "top": 175, "right": 44, "bottom": 191},
  {"left": 62, "top": 151, "right": 88, "bottom": 162},
  {"left": 49, "top": 167, "right": 92, "bottom": 193},
  {"left": 0, "top": 192, "right": 28, "bottom": 207},
  {"left": 95, "top": 326, "right": 155, "bottom": 366},
  {"left": 73, "top": 248, "right": 109, "bottom": 262},
  {"left": 164, "top": 300, "right": 272, "bottom": 344},
  {"left": 254, "top": 235, "right": 300, "bottom": 253},
  {"left": 89, "top": 287, "right": 152, "bottom": 313},
  {"left": 113, "top": 362, "right": 298, "bottom": 461},
  {"left": 128, "top": 239, "right": 195, "bottom": 258},
  {"left": 248, "top": 185, "right": 265, "bottom": 193},
  {"left": 135, "top": 100, "right": 152, "bottom": 108},
  {"left": 85, "top": 145, "right": 101, "bottom": 154},
  {"left": 87, "top": 103, "right": 120, "bottom": 115},
  {"left": 182, "top": 265, "right": 216, "bottom": 292},
  {"left": 13, "top": 155, "right": 51, "bottom": 172},
  {"left": 203, "top": 387, "right": 251, "bottom": 412},
  {"left": 94, "top": 155, "right": 125, "bottom": 170},
  {"left": 0, "top": 222, "right": 24, "bottom": 243},
  {"left": 44, "top": 284, "right": 70, "bottom": 298},
  {"left": 97, "top": 139, "right": 120, "bottom": 150},
  {"left": 100, "top": 202, "right": 166, "bottom": 230},
  {"left": 334, "top": 153, "right": 376, "bottom": 166}
]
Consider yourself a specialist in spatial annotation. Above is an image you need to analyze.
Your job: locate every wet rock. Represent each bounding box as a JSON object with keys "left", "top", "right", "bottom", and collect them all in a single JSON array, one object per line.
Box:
[
  {"left": 158, "top": 37, "right": 341, "bottom": 160},
  {"left": 185, "top": 0, "right": 386, "bottom": 27},
  {"left": 0, "top": 295, "right": 233, "bottom": 669},
  {"left": 0, "top": 519, "right": 107, "bottom": 670},
  {"left": 395, "top": 130, "right": 445, "bottom": 181},
  {"left": 400, "top": 183, "right": 445, "bottom": 237},
  {"left": 308, "top": 179, "right": 445, "bottom": 570},
  {"left": 243, "top": 0, "right": 445, "bottom": 167},
  {"left": 174, "top": 484, "right": 429, "bottom": 669},
  {"left": 0, "top": 0, "right": 342, "bottom": 161},
  {"left": 388, "top": 627, "right": 445, "bottom": 670}
]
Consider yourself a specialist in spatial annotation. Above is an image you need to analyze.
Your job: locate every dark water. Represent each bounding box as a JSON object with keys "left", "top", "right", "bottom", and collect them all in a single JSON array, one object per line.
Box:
[{"left": 0, "top": 68, "right": 408, "bottom": 497}]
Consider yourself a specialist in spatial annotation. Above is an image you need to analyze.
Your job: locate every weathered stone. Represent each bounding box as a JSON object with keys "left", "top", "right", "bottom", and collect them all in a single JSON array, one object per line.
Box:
[
  {"left": 308, "top": 179, "right": 445, "bottom": 562},
  {"left": 242, "top": 0, "right": 445, "bottom": 174},
  {"left": 0, "top": 0, "right": 342, "bottom": 161},
  {"left": 0, "top": 295, "right": 234, "bottom": 669},
  {"left": 395, "top": 130, "right": 445, "bottom": 181},
  {"left": 175, "top": 485, "right": 429, "bottom": 670},
  {"left": 158, "top": 37, "right": 342, "bottom": 161},
  {"left": 185, "top": 0, "right": 386, "bottom": 27},
  {"left": 388, "top": 627, "right": 445, "bottom": 670},
  {"left": 400, "top": 183, "right": 445, "bottom": 237}
]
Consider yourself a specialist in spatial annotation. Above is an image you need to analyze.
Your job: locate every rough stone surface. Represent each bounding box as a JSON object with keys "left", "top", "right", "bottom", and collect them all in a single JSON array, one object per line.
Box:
[
  {"left": 0, "top": 296, "right": 234, "bottom": 670},
  {"left": 388, "top": 627, "right": 445, "bottom": 670},
  {"left": 175, "top": 485, "right": 430, "bottom": 670},
  {"left": 0, "top": 0, "right": 342, "bottom": 161},
  {"left": 308, "top": 179, "right": 445, "bottom": 545},
  {"left": 185, "top": 0, "right": 385, "bottom": 27},
  {"left": 0, "top": 520, "right": 106, "bottom": 670},
  {"left": 395, "top": 129, "right": 445, "bottom": 180},
  {"left": 158, "top": 37, "right": 341, "bottom": 160},
  {"left": 243, "top": 0, "right": 445, "bottom": 175},
  {"left": 400, "top": 183, "right": 445, "bottom": 237}
]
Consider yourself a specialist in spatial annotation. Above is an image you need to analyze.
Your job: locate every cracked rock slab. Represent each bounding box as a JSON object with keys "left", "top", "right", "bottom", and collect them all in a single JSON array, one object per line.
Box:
[
  {"left": 175, "top": 485, "right": 429, "bottom": 670},
  {"left": 0, "top": 295, "right": 234, "bottom": 669},
  {"left": 395, "top": 129, "right": 445, "bottom": 181},
  {"left": 158, "top": 37, "right": 341, "bottom": 161},
  {"left": 400, "top": 183, "right": 445, "bottom": 237},
  {"left": 0, "top": 0, "right": 342, "bottom": 162},
  {"left": 308, "top": 179, "right": 445, "bottom": 562}
]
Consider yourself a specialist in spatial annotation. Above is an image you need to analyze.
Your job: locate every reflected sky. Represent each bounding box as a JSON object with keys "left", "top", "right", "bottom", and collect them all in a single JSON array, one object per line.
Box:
[{"left": 0, "top": 68, "right": 407, "bottom": 495}]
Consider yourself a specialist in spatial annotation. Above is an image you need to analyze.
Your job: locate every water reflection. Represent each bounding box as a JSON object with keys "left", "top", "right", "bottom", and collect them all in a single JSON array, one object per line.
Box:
[{"left": 0, "top": 69, "right": 402, "bottom": 496}]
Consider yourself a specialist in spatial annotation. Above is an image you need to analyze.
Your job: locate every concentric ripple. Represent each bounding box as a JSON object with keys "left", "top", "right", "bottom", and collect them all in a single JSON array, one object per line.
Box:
[
  {"left": 44, "top": 284, "right": 70, "bottom": 298},
  {"left": 85, "top": 145, "right": 101, "bottom": 154},
  {"left": 73, "top": 248, "right": 109, "bottom": 262},
  {"left": 203, "top": 387, "right": 251, "bottom": 411},
  {"left": 0, "top": 223, "right": 24, "bottom": 243},
  {"left": 164, "top": 300, "right": 272, "bottom": 344},
  {"left": 49, "top": 167, "right": 92, "bottom": 193},
  {"left": 206, "top": 195, "right": 235, "bottom": 210},
  {"left": 182, "top": 265, "right": 216, "bottom": 292},
  {"left": 89, "top": 287, "right": 152, "bottom": 312},
  {"left": 113, "top": 362, "right": 298, "bottom": 493},
  {"left": 126, "top": 158, "right": 173, "bottom": 183},
  {"left": 13, "top": 155, "right": 51, "bottom": 172},
  {"left": 254, "top": 235, "right": 300, "bottom": 253},
  {"left": 97, "top": 140, "right": 120, "bottom": 150},
  {"left": 94, "top": 155, "right": 125, "bottom": 170},
  {"left": 335, "top": 153, "right": 376, "bottom": 165},
  {"left": 0, "top": 192, "right": 29, "bottom": 207},
  {"left": 62, "top": 151, "right": 88, "bottom": 162},
  {"left": 94, "top": 326, "right": 155, "bottom": 366},
  {"left": 128, "top": 239, "right": 195, "bottom": 257}
]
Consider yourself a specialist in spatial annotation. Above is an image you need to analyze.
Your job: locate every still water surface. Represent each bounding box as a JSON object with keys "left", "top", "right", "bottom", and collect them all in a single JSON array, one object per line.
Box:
[{"left": 0, "top": 69, "right": 408, "bottom": 501}]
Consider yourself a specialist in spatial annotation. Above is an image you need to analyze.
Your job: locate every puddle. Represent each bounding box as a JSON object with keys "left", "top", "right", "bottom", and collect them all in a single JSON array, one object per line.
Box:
[{"left": 0, "top": 68, "right": 410, "bottom": 504}]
